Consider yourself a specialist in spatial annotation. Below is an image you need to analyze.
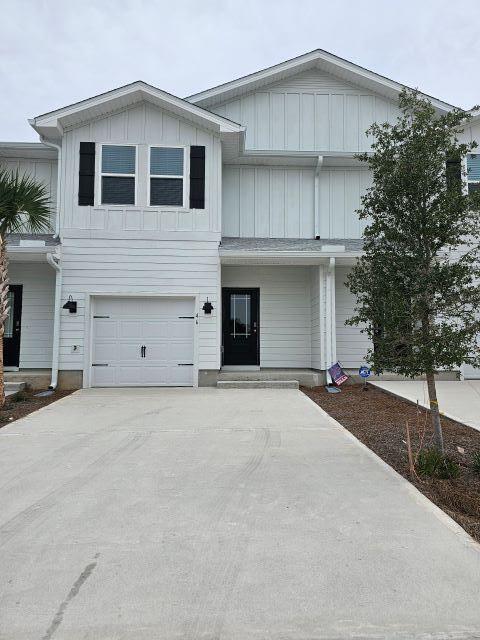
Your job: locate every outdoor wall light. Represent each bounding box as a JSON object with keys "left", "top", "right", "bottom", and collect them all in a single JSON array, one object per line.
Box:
[
  {"left": 202, "top": 298, "right": 214, "bottom": 314},
  {"left": 63, "top": 295, "right": 77, "bottom": 313}
]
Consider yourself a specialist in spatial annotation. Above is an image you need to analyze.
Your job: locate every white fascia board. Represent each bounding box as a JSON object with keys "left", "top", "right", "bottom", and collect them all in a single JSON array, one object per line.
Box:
[
  {"left": 187, "top": 49, "right": 456, "bottom": 113},
  {"left": 220, "top": 249, "right": 363, "bottom": 261},
  {"left": 30, "top": 82, "right": 244, "bottom": 139}
]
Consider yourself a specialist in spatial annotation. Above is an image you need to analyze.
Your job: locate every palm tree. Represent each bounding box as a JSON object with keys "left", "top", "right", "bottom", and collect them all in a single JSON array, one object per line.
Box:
[{"left": 0, "top": 169, "right": 51, "bottom": 406}]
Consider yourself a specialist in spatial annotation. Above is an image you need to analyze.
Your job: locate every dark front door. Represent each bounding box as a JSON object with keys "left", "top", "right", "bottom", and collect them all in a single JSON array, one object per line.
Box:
[
  {"left": 222, "top": 288, "right": 259, "bottom": 366},
  {"left": 3, "top": 285, "right": 22, "bottom": 368}
]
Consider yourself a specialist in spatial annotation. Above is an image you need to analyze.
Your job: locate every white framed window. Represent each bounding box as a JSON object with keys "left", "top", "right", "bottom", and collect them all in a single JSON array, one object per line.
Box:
[
  {"left": 466, "top": 153, "right": 480, "bottom": 194},
  {"left": 149, "top": 146, "right": 187, "bottom": 207},
  {"left": 100, "top": 144, "right": 137, "bottom": 205}
]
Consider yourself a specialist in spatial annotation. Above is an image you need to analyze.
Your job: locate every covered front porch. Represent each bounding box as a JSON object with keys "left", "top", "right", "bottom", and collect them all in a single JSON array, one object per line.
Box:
[
  {"left": 4, "top": 235, "right": 59, "bottom": 388},
  {"left": 219, "top": 238, "right": 369, "bottom": 385}
]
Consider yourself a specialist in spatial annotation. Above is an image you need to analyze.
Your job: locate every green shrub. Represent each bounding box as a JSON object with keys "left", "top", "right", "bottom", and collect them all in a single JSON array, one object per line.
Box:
[
  {"left": 416, "top": 448, "right": 460, "bottom": 479},
  {"left": 472, "top": 452, "right": 480, "bottom": 474}
]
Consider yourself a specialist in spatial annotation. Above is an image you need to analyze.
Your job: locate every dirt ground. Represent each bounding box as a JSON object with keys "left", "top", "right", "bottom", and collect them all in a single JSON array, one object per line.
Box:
[
  {"left": 303, "top": 383, "right": 480, "bottom": 543},
  {"left": 0, "top": 389, "right": 74, "bottom": 428}
]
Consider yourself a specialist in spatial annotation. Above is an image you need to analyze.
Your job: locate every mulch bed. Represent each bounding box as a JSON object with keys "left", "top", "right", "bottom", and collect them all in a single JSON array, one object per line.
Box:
[
  {"left": 0, "top": 389, "right": 74, "bottom": 428},
  {"left": 302, "top": 383, "right": 480, "bottom": 544}
]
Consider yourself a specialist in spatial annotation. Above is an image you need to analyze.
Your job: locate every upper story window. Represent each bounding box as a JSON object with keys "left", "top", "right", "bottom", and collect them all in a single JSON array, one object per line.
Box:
[
  {"left": 101, "top": 145, "right": 136, "bottom": 205},
  {"left": 149, "top": 146, "right": 185, "bottom": 207},
  {"left": 467, "top": 154, "right": 480, "bottom": 194}
]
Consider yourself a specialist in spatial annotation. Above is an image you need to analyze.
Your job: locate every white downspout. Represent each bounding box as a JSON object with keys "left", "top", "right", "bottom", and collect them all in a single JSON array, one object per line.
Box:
[
  {"left": 46, "top": 252, "right": 62, "bottom": 389},
  {"left": 40, "top": 137, "right": 62, "bottom": 388}
]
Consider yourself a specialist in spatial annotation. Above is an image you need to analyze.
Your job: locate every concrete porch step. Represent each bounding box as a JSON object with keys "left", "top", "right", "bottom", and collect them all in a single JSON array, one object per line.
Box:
[
  {"left": 5, "top": 382, "right": 26, "bottom": 397},
  {"left": 218, "top": 368, "right": 322, "bottom": 388},
  {"left": 217, "top": 380, "right": 299, "bottom": 389}
]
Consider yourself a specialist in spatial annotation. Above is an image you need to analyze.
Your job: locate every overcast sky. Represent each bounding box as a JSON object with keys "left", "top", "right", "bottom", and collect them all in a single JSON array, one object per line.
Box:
[{"left": 1, "top": 0, "right": 479, "bottom": 141}]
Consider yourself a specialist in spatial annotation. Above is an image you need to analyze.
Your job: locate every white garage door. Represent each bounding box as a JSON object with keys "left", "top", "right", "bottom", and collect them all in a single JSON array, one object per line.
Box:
[{"left": 91, "top": 297, "right": 196, "bottom": 387}]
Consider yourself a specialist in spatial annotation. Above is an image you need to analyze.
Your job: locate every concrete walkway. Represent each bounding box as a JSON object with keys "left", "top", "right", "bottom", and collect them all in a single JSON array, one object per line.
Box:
[
  {"left": 372, "top": 380, "right": 480, "bottom": 432},
  {"left": 1, "top": 388, "right": 479, "bottom": 639}
]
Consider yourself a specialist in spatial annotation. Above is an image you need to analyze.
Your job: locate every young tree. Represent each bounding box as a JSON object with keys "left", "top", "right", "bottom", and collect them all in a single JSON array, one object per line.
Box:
[
  {"left": 347, "top": 89, "right": 480, "bottom": 453},
  {"left": 0, "top": 170, "right": 51, "bottom": 406}
]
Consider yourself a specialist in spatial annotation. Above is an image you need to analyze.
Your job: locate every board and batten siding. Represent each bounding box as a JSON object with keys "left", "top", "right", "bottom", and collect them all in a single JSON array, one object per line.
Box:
[
  {"left": 223, "top": 166, "right": 315, "bottom": 238},
  {"left": 211, "top": 69, "right": 401, "bottom": 152},
  {"left": 222, "top": 165, "right": 370, "bottom": 240},
  {"left": 60, "top": 102, "right": 222, "bottom": 238},
  {"left": 9, "top": 261, "right": 55, "bottom": 368},
  {"left": 0, "top": 156, "right": 57, "bottom": 231},
  {"left": 222, "top": 265, "right": 311, "bottom": 367},
  {"left": 335, "top": 266, "right": 371, "bottom": 369},
  {"left": 58, "top": 239, "right": 220, "bottom": 372}
]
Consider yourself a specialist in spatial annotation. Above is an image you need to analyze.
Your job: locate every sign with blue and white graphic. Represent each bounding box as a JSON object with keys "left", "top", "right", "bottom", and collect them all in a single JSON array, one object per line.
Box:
[{"left": 359, "top": 366, "right": 371, "bottom": 378}]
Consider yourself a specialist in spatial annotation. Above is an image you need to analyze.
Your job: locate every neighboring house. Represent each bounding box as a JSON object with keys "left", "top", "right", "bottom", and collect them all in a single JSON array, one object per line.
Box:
[{"left": 0, "top": 49, "right": 478, "bottom": 388}]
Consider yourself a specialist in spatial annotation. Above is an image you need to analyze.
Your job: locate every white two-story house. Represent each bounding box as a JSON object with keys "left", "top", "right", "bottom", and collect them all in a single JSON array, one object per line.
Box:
[{"left": 1, "top": 49, "right": 479, "bottom": 389}]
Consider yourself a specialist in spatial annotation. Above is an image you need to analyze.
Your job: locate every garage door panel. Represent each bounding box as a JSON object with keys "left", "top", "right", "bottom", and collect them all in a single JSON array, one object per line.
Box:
[
  {"left": 119, "top": 320, "right": 143, "bottom": 338},
  {"left": 91, "top": 296, "right": 196, "bottom": 387},
  {"left": 93, "top": 320, "right": 118, "bottom": 339}
]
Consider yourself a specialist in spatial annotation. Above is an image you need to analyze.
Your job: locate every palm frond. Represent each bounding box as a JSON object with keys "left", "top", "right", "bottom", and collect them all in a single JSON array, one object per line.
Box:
[{"left": 0, "top": 169, "right": 52, "bottom": 237}]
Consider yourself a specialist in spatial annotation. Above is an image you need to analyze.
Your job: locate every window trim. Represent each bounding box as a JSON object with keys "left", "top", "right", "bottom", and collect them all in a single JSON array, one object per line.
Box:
[
  {"left": 98, "top": 143, "right": 138, "bottom": 207},
  {"left": 466, "top": 153, "right": 480, "bottom": 195},
  {"left": 148, "top": 144, "right": 189, "bottom": 209}
]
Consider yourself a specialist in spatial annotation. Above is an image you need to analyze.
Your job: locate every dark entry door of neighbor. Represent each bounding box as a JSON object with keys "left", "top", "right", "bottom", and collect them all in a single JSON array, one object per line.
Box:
[
  {"left": 222, "top": 288, "right": 259, "bottom": 366},
  {"left": 3, "top": 285, "right": 22, "bottom": 368}
]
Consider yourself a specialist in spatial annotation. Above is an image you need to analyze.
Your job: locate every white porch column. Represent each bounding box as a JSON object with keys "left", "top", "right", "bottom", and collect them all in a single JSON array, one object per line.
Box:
[{"left": 321, "top": 257, "right": 336, "bottom": 383}]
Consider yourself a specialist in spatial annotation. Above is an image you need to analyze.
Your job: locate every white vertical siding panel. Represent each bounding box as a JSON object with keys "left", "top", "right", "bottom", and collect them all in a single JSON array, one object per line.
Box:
[
  {"left": 222, "top": 265, "right": 311, "bottom": 367},
  {"left": 315, "top": 94, "right": 330, "bottom": 150},
  {"left": 255, "top": 93, "right": 270, "bottom": 149},
  {"left": 145, "top": 103, "right": 163, "bottom": 139},
  {"left": 345, "top": 94, "right": 359, "bottom": 152},
  {"left": 375, "top": 97, "right": 390, "bottom": 125},
  {"left": 285, "top": 94, "right": 300, "bottom": 150},
  {"left": 225, "top": 100, "right": 241, "bottom": 123},
  {"left": 330, "top": 94, "right": 345, "bottom": 151},
  {"left": 127, "top": 104, "right": 145, "bottom": 140},
  {"left": 242, "top": 95, "right": 256, "bottom": 148},
  {"left": 359, "top": 95, "right": 374, "bottom": 150},
  {"left": 300, "top": 93, "right": 315, "bottom": 150},
  {"left": 222, "top": 167, "right": 240, "bottom": 236},
  {"left": 239, "top": 168, "right": 255, "bottom": 236},
  {"left": 285, "top": 170, "right": 300, "bottom": 237},
  {"left": 271, "top": 93, "right": 285, "bottom": 150},
  {"left": 109, "top": 111, "right": 126, "bottom": 140},
  {"left": 222, "top": 166, "right": 314, "bottom": 239},
  {"left": 319, "top": 171, "right": 331, "bottom": 238},
  {"left": 300, "top": 170, "right": 315, "bottom": 237},
  {"left": 345, "top": 171, "right": 361, "bottom": 238},
  {"left": 211, "top": 69, "right": 400, "bottom": 153},
  {"left": 255, "top": 168, "right": 270, "bottom": 236},
  {"left": 331, "top": 172, "right": 346, "bottom": 237},
  {"left": 270, "top": 169, "right": 286, "bottom": 237}
]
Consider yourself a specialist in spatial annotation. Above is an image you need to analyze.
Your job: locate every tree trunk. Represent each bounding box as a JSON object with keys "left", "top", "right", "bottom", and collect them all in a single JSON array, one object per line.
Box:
[
  {"left": 426, "top": 370, "right": 444, "bottom": 454},
  {"left": 0, "top": 235, "right": 9, "bottom": 409}
]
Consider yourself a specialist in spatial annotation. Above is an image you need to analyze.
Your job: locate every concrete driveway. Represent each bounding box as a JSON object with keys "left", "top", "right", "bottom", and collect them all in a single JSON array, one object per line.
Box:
[
  {"left": 1, "top": 388, "right": 479, "bottom": 639},
  {"left": 372, "top": 380, "right": 480, "bottom": 432}
]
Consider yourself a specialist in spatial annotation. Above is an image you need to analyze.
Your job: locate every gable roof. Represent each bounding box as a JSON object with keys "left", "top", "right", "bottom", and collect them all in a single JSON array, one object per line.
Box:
[
  {"left": 30, "top": 81, "right": 244, "bottom": 141},
  {"left": 186, "top": 49, "right": 457, "bottom": 112}
]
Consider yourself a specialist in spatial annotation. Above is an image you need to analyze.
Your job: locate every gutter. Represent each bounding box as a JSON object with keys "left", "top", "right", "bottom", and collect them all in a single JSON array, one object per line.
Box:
[
  {"left": 46, "top": 251, "right": 62, "bottom": 390},
  {"left": 39, "top": 137, "right": 61, "bottom": 238}
]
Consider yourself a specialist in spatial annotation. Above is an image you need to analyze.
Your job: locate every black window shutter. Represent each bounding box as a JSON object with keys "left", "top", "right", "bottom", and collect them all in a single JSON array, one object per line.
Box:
[
  {"left": 189, "top": 146, "right": 205, "bottom": 209},
  {"left": 78, "top": 142, "right": 95, "bottom": 206},
  {"left": 446, "top": 157, "right": 462, "bottom": 193}
]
